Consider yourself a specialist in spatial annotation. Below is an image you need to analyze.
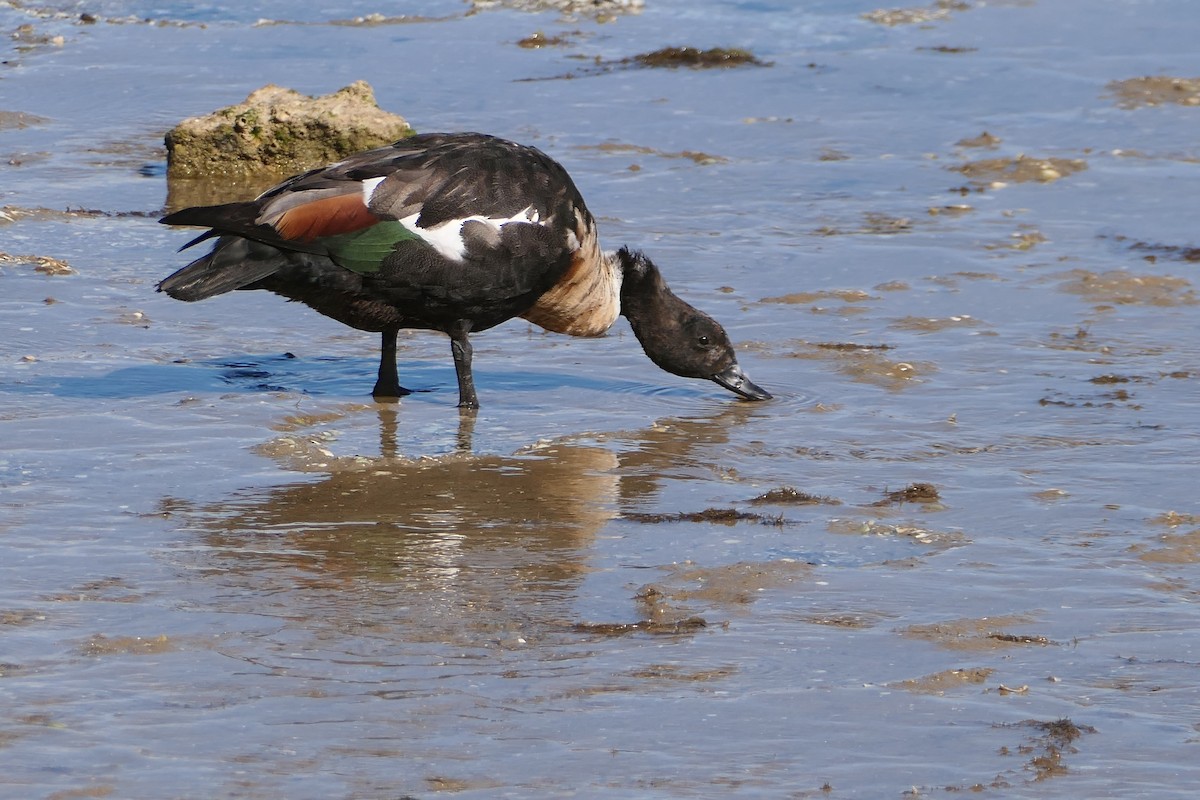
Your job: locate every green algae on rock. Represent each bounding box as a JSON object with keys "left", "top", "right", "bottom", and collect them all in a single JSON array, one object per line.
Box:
[{"left": 164, "top": 81, "right": 414, "bottom": 179}]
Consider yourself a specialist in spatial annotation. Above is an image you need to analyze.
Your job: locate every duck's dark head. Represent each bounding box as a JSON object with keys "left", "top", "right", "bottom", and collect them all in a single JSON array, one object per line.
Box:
[{"left": 616, "top": 247, "right": 771, "bottom": 401}]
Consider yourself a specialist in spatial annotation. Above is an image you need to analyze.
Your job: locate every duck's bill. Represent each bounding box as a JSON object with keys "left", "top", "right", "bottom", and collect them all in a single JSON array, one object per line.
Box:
[{"left": 712, "top": 363, "right": 772, "bottom": 401}]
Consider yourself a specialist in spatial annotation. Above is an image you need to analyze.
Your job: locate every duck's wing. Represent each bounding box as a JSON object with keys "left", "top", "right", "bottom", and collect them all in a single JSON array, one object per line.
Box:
[
  {"left": 164, "top": 133, "right": 593, "bottom": 271},
  {"left": 161, "top": 133, "right": 613, "bottom": 329}
]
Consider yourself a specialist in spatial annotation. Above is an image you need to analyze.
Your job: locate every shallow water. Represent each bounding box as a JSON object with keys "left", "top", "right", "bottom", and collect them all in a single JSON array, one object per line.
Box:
[{"left": 4, "top": 0, "right": 1200, "bottom": 797}]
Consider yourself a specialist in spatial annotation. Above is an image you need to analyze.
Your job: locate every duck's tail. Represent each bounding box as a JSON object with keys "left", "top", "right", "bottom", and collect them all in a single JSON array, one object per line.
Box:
[{"left": 158, "top": 236, "right": 287, "bottom": 301}]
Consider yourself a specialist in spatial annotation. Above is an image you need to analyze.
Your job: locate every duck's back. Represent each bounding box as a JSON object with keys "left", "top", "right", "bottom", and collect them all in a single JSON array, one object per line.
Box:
[{"left": 163, "top": 132, "right": 620, "bottom": 336}]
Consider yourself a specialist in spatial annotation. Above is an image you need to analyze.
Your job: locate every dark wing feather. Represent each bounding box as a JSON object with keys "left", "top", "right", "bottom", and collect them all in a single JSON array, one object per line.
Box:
[
  {"left": 160, "top": 200, "right": 330, "bottom": 256},
  {"left": 164, "top": 133, "right": 591, "bottom": 249},
  {"left": 161, "top": 202, "right": 262, "bottom": 246},
  {"left": 287, "top": 133, "right": 591, "bottom": 232},
  {"left": 400, "top": 134, "right": 585, "bottom": 229},
  {"left": 158, "top": 236, "right": 291, "bottom": 300},
  {"left": 159, "top": 134, "right": 595, "bottom": 319}
]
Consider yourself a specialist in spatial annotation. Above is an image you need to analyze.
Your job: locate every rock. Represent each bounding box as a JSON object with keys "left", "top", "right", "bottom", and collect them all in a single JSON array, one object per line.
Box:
[{"left": 164, "top": 81, "right": 414, "bottom": 179}]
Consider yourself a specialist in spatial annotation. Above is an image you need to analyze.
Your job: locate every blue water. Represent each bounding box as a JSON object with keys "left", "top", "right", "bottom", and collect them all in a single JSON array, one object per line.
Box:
[{"left": 4, "top": 1, "right": 1200, "bottom": 797}]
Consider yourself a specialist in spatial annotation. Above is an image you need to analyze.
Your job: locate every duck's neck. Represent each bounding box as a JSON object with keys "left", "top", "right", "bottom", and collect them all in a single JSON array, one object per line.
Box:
[
  {"left": 614, "top": 247, "right": 704, "bottom": 372},
  {"left": 616, "top": 247, "right": 681, "bottom": 324}
]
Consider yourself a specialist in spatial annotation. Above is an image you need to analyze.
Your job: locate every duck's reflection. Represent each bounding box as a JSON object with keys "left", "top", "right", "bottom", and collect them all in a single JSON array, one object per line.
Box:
[
  {"left": 170, "top": 402, "right": 766, "bottom": 639},
  {"left": 613, "top": 401, "right": 766, "bottom": 507}
]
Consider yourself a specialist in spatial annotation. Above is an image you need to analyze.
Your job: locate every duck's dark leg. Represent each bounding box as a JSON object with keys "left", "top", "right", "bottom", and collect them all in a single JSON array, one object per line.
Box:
[
  {"left": 447, "top": 320, "right": 479, "bottom": 409},
  {"left": 372, "top": 328, "right": 412, "bottom": 401}
]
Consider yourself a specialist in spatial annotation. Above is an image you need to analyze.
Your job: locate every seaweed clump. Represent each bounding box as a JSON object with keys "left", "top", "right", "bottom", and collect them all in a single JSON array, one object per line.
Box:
[{"left": 629, "top": 46, "right": 769, "bottom": 69}]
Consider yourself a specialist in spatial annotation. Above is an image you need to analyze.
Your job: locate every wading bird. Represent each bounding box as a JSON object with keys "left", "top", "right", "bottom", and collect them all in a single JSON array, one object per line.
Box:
[{"left": 159, "top": 132, "right": 770, "bottom": 408}]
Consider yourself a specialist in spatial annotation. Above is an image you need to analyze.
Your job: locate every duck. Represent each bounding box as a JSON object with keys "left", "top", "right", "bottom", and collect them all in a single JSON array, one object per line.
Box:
[{"left": 159, "top": 132, "right": 770, "bottom": 408}]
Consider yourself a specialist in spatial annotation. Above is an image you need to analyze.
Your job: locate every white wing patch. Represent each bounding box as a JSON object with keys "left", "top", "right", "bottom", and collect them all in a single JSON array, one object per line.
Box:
[
  {"left": 399, "top": 205, "right": 544, "bottom": 261},
  {"left": 360, "top": 176, "right": 386, "bottom": 205}
]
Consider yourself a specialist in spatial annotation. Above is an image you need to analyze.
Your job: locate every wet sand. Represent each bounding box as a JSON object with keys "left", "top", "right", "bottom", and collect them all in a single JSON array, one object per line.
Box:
[{"left": 3, "top": 0, "right": 1200, "bottom": 797}]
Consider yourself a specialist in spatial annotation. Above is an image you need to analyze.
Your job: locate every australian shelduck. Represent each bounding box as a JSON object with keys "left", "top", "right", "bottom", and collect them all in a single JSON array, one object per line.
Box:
[{"left": 159, "top": 132, "right": 770, "bottom": 408}]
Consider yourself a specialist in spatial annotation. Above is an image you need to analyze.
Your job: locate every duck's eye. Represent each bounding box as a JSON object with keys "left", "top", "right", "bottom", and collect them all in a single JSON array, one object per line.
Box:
[{"left": 697, "top": 335, "right": 710, "bottom": 347}]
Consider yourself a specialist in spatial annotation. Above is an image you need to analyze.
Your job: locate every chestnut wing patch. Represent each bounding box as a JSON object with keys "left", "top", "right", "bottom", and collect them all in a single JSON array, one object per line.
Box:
[{"left": 273, "top": 192, "right": 379, "bottom": 242}]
